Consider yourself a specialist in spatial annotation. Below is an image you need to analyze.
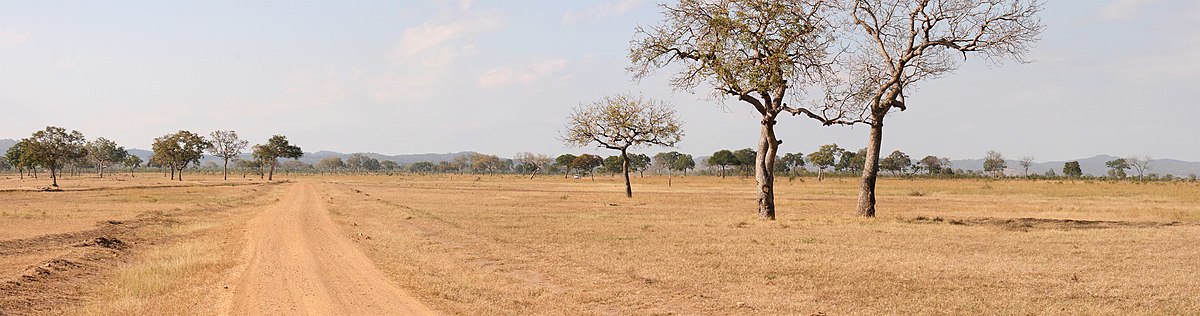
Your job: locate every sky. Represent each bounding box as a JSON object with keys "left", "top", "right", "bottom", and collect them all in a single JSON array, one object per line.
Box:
[{"left": 0, "top": 0, "right": 1197, "bottom": 162}]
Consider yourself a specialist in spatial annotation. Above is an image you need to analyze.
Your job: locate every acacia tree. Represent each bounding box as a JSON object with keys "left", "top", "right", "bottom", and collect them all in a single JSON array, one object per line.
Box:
[
  {"left": 152, "top": 130, "right": 210, "bottom": 181},
  {"left": 562, "top": 93, "right": 684, "bottom": 197},
  {"left": 24, "top": 126, "right": 88, "bottom": 187},
  {"left": 254, "top": 135, "right": 303, "bottom": 181},
  {"left": 631, "top": 0, "right": 847, "bottom": 219},
  {"left": 87, "top": 137, "right": 126, "bottom": 178},
  {"left": 207, "top": 130, "right": 250, "bottom": 180},
  {"left": 654, "top": 151, "right": 682, "bottom": 186},
  {"left": 834, "top": 0, "right": 1044, "bottom": 217}
]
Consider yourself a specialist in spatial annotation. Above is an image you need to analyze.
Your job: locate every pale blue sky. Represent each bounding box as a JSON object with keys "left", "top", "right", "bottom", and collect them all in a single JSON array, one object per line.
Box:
[{"left": 1, "top": 0, "right": 1197, "bottom": 161}]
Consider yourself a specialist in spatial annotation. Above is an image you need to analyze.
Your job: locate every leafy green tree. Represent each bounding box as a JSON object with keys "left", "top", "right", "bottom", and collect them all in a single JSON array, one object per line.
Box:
[
  {"left": 708, "top": 150, "right": 737, "bottom": 178},
  {"left": 603, "top": 155, "right": 624, "bottom": 175},
  {"left": 919, "top": 156, "right": 943, "bottom": 175},
  {"left": 254, "top": 135, "right": 303, "bottom": 181},
  {"left": 408, "top": 161, "right": 435, "bottom": 173},
  {"left": 780, "top": 152, "right": 805, "bottom": 176},
  {"left": 562, "top": 93, "right": 684, "bottom": 197},
  {"left": 732, "top": 148, "right": 756, "bottom": 176},
  {"left": 87, "top": 137, "right": 127, "bottom": 178},
  {"left": 1063, "top": 161, "right": 1083, "bottom": 178},
  {"left": 983, "top": 151, "right": 1007, "bottom": 177},
  {"left": 207, "top": 130, "right": 250, "bottom": 180},
  {"left": 570, "top": 154, "right": 603, "bottom": 180},
  {"left": 672, "top": 154, "right": 695, "bottom": 176},
  {"left": 631, "top": 0, "right": 842, "bottom": 220},
  {"left": 315, "top": 157, "right": 345, "bottom": 170},
  {"left": 629, "top": 153, "right": 651, "bottom": 177},
  {"left": 879, "top": 150, "right": 911, "bottom": 176},
  {"left": 1106, "top": 158, "right": 1129, "bottom": 179},
  {"left": 152, "top": 130, "right": 210, "bottom": 181},
  {"left": 26, "top": 126, "right": 89, "bottom": 187},
  {"left": 5, "top": 139, "right": 35, "bottom": 179},
  {"left": 123, "top": 155, "right": 143, "bottom": 177},
  {"left": 555, "top": 154, "right": 578, "bottom": 178},
  {"left": 808, "top": 144, "right": 843, "bottom": 181}
]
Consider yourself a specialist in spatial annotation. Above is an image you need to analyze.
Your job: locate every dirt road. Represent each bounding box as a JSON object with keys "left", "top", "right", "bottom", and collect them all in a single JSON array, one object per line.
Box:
[{"left": 226, "top": 182, "right": 435, "bottom": 315}]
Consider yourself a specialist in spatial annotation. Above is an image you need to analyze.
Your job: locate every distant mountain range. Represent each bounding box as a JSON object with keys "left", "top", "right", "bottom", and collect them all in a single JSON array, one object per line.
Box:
[{"left": 2, "top": 138, "right": 1198, "bottom": 176}]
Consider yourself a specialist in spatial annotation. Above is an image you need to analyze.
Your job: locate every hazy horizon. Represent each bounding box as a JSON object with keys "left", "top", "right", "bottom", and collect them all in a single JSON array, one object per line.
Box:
[{"left": 1, "top": 0, "right": 1197, "bottom": 161}]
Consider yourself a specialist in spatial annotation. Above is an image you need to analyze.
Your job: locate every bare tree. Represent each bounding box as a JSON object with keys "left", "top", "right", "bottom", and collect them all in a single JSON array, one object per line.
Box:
[
  {"left": 514, "top": 152, "right": 552, "bottom": 179},
  {"left": 631, "top": 0, "right": 847, "bottom": 219},
  {"left": 834, "top": 0, "right": 1045, "bottom": 217},
  {"left": 562, "top": 93, "right": 684, "bottom": 197},
  {"left": 208, "top": 130, "right": 250, "bottom": 180},
  {"left": 1127, "top": 155, "right": 1151, "bottom": 181},
  {"left": 1018, "top": 156, "right": 1036, "bottom": 178}
]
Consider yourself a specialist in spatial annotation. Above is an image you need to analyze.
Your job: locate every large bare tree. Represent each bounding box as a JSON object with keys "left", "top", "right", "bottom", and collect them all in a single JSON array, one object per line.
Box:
[
  {"left": 208, "top": 130, "right": 250, "bottom": 180},
  {"left": 562, "top": 93, "right": 683, "bottom": 197},
  {"left": 837, "top": 0, "right": 1045, "bottom": 217},
  {"left": 513, "top": 152, "right": 552, "bottom": 180},
  {"left": 631, "top": 0, "right": 848, "bottom": 219}
]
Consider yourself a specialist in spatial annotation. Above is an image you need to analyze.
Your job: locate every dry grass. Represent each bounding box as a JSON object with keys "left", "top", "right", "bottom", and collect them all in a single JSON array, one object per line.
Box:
[
  {"left": 321, "top": 174, "right": 1200, "bottom": 315},
  {"left": 0, "top": 172, "right": 281, "bottom": 315}
]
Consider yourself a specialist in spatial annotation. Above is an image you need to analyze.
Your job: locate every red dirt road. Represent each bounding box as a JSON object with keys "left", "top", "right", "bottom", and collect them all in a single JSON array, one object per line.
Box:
[{"left": 225, "top": 183, "right": 435, "bottom": 315}]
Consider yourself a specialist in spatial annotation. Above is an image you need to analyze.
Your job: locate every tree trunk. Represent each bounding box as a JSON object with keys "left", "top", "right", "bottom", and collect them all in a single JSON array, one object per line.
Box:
[
  {"left": 856, "top": 117, "right": 885, "bottom": 217},
  {"left": 668, "top": 170, "right": 672, "bottom": 187},
  {"left": 223, "top": 159, "right": 229, "bottom": 180},
  {"left": 621, "top": 149, "right": 632, "bottom": 198},
  {"left": 269, "top": 162, "right": 276, "bottom": 181},
  {"left": 171, "top": 166, "right": 176, "bottom": 180},
  {"left": 178, "top": 167, "right": 184, "bottom": 181},
  {"left": 51, "top": 166, "right": 58, "bottom": 187},
  {"left": 755, "top": 118, "right": 779, "bottom": 220}
]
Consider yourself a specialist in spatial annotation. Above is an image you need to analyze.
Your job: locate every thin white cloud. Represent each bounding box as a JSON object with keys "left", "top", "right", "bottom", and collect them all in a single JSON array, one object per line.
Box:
[
  {"left": 397, "top": 11, "right": 504, "bottom": 56},
  {"left": 478, "top": 59, "right": 570, "bottom": 89},
  {"left": 562, "top": 0, "right": 643, "bottom": 25},
  {"left": 1099, "top": 0, "right": 1160, "bottom": 21}
]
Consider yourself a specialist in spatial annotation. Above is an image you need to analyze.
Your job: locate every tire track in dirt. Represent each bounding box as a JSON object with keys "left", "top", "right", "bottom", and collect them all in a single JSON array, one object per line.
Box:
[{"left": 225, "top": 182, "right": 435, "bottom": 315}]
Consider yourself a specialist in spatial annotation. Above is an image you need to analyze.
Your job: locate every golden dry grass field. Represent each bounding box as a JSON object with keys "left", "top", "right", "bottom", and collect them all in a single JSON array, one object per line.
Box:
[{"left": 2, "top": 172, "right": 1199, "bottom": 315}]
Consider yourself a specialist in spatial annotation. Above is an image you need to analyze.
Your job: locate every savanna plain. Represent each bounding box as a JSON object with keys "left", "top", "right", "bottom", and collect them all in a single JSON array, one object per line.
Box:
[{"left": 1, "top": 172, "right": 1198, "bottom": 315}]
